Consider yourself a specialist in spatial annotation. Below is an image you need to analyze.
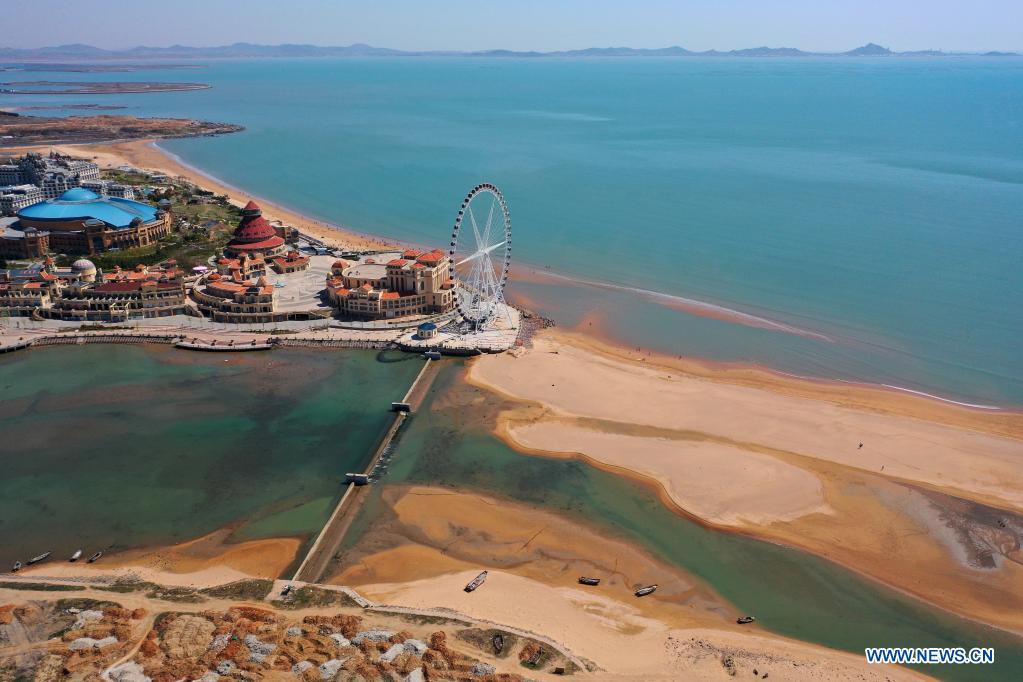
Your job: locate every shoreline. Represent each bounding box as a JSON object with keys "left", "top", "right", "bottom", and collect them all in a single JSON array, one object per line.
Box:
[
  {"left": 11, "top": 137, "right": 1018, "bottom": 412},
  {"left": 466, "top": 331, "right": 1023, "bottom": 634}
]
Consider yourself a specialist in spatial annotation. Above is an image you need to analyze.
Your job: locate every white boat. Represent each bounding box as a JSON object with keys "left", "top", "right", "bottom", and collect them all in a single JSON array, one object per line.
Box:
[
  {"left": 69, "top": 550, "right": 83, "bottom": 562},
  {"left": 27, "top": 552, "right": 51, "bottom": 565},
  {"left": 11, "top": 561, "right": 22, "bottom": 572},
  {"left": 634, "top": 584, "right": 658, "bottom": 597},
  {"left": 87, "top": 552, "right": 103, "bottom": 563},
  {"left": 464, "top": 570, "right": 488, "bottom": 592}
]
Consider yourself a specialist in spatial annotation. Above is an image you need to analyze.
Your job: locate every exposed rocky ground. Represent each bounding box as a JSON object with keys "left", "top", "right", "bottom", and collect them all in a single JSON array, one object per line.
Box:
[
  {"left": 0, "top": 114, "right": 243, "bottom": 147},
  {"left": 1, "top": 595, "right": 558, "bottom": 682}
]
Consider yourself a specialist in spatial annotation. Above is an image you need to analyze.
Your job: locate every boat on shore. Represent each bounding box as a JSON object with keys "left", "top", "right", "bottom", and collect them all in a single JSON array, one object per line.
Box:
[
  {"left": 27, "top": 552, "right": 51, "bottom": 565},
  {"left": 578, "top": 576, "right": 601, "bottom": 586},
  {"left": 737, "top": 615, "right": 756, "bottom": 625},
  {"left": 492, "top": 633, "right": 504, "bottom": 654},
  {"left": 11, "top": 561, "right": 22, "bottom": 572},
  {"left": 69, "top": 550, "right": 82, "bottom": 562},
  {"left": 634, "top": 584, "right": 658, "bottom": 597},
  {"left": 464, "top": 570, "right": 488, "bottom": 593},
  {"left": 87, "top": 552, "right": 103, "bottom": 563}
]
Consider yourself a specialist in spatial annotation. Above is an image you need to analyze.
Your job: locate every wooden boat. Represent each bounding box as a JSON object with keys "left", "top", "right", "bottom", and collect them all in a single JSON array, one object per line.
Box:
[
  {"left": 464, "top": 570, "right": 488, "bottom": 593},
  {"left": 87, "top": 552, "right": 103, "bottom": 563},
  {"left": 11, "top": 561, "right": 21, "bottom": 572},
  {"left": 634, "top": 584, "right": 658, "bottom": 597},
  {"left": 492, "top": 633, "right": 504, "bottom": 654},
  {"left": 69, "top": 550, "right": 82, "bottom": 562},
  {"left": 736, "top": 615, "right": 756, "bottom": 625},
  {"left": 578, "top": 576, "right": 601, "bottom": 586},
  {"left": 27, "top": 552, "right": 51, "bottom": 565}
]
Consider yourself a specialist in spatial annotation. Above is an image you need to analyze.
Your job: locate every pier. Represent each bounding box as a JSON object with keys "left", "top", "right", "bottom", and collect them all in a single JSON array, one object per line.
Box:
[{"left": 290, "top": 356, "right": 440, "bottom": 583}]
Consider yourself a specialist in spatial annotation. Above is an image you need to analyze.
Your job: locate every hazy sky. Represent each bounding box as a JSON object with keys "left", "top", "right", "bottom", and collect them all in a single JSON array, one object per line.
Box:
[{"left": 5, "top": 0, "right": 1021, "bottom": 52}]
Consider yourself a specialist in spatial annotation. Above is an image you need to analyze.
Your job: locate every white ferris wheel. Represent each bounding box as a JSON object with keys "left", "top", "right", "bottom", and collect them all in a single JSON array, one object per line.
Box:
[{"left": 448, "top": 183, "right": 511, "bottom": 332}]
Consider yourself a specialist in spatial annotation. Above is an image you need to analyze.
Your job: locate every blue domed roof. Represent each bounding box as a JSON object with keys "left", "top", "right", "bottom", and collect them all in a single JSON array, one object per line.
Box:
[
  {"left": 58, "top": 188, "right": 101, "bottom": 202},
  {"left": 19, "top": 188, "right": 159, "bottom": 229}
]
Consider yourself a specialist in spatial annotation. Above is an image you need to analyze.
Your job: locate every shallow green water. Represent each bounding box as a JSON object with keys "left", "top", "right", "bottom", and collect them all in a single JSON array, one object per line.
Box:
[
  {"left": 357, "top": 363, "right": 1023, "bottom": 681},
  {"left": 0, "top": 345, "right": 421, "bottom": 567}
]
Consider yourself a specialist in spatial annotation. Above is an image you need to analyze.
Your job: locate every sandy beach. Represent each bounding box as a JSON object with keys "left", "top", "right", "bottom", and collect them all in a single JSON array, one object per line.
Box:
[
  {"left": 468, "top": 332, "right": 1023, "bottom": 632},
  {"left": 10, "top": 139, "right": 395, "bottom": 252},
  {"left": 18, "top": 528, "right": 300, "bottom": 589},
  {"left": 333, "top": 485, "right": 930, "bottom": 681}
]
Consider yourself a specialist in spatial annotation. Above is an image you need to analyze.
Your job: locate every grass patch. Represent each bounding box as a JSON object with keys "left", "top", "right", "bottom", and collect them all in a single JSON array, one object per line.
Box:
[
  {"left": 270, "top": 586, "right": 361, "bottom": 610},
  {"left": 0, "top": 581, "right": 85, "bottom": 592},
  {"left": 97, "top": 581, "right": 205, "bottom": 603},
  {"left": 200, "top": 579, "right": 274, "bottom": 601},
  {"left": 455, "top": 628, "right": 518, "bottom": 657}
]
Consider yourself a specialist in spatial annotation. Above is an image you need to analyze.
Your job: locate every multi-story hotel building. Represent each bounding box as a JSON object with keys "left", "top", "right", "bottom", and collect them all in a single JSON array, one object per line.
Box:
[
  {"left": 0, "top": 184, "right": 44, "bottom": 216},
  {"left": 325, "top": 248, "right": 455, "bottom": 320}
]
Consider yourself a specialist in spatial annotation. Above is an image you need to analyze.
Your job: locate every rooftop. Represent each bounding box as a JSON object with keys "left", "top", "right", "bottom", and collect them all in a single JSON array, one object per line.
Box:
[{"left": 18, "top": 188, "right": 159, "bottom": 228}]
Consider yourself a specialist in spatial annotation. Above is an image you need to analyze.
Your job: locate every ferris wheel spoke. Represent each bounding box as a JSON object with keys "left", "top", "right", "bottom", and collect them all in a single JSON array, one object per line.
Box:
[
  {"left": 467, "top": 204, "right": 484, "bottom": 252},
  {"left": 481, "top": 197, "right": 497, "bottom": 251}
]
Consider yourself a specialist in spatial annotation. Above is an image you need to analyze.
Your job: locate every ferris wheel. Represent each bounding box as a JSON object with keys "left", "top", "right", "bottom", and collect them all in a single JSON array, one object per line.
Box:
[{"left": 448, "top": 183, "right": 511, "bottom": 331}]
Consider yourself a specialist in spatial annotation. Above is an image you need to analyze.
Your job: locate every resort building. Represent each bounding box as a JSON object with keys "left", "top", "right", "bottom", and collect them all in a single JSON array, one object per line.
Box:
[
  {"left": 223, "top": 201, "right": 287, "bottom": 259},
  {"left": 193, "top": 273, "right": 277, "bottom": 323},
  {"left": 0, "top": 152, "right": 101, "bottom": 199},
  {"left": 215, "top": 253, "right": 268, "bottom": 281},
  {"left": 0, "top": 256, "right": 186, "bottom": 320},
  {"left": 0, "top": 184, "right": 44, "bottom": 216},
  {"left": 0, "top": 219, "right": 49, "bottom": 260},
  {"left": 325, "top": 248, "right": 455, "bottom": 320},
  {"left": 45, "top": 277, "right": 187, "bottom": 321},
  {"left": 270, "top": 250, "right": 310, "bottom": 274},
  {"left": 16, "top": 188, "right": 171, "bottom": 254},
  {"left": 79, "top": 179, "right": 137, "bottom": 200}
]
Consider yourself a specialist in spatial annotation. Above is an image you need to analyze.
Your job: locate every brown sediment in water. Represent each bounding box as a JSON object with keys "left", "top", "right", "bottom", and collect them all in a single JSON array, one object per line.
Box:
[{"left": 466, "top": 331, "right": 1023, "bottom": 633}]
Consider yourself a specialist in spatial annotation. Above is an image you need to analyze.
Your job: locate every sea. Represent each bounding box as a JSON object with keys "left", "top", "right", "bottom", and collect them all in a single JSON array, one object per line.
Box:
[
  {"left": 3, "top": 58, "right": 1023, "bottom": 678},
  {"left": 3, "top": 56, "right": 1021, "bottom": 406}
]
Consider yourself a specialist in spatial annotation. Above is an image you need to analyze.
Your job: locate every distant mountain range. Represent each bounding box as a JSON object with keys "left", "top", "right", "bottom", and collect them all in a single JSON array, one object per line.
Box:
[{"left": 0, "top": 42, "right": 1018, "bottom": 61}]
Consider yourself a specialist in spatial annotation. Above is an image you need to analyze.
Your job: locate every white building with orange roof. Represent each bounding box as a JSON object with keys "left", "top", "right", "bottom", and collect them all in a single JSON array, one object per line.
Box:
[
  {"left": 325, "top": 248, "right": 455, "bottom": 320},
  {"left": 193, "top": 272, "right": 278, "bottom": 323}
]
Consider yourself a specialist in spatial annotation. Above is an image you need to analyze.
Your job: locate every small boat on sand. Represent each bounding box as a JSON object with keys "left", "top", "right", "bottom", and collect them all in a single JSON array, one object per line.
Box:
[
  {"left": 578, "top": 576, "right": 601, "bottom": 586},
  {"left": 11, "top": 561, "right": 22, "bottom": 572},
  {"left": 464, "top": 570, "right": 488, "bottom": 593},
  {"left": 69, "top": 550, "right": 82, "bottom": 562},
  {"left": 27, "top": 552, "right": 51, "bottom": 565},
  {"left": 87, "top": 552, "right": 103, "bottom": 564},
  {"left": 492, "top": 633, "right": 504, "bottom": 654},
  {"left": 737, "top": 615, "right": 756, "bottom": 625},
  {"left": 634, "top": 584, "right": 658, "bottom": 597}
]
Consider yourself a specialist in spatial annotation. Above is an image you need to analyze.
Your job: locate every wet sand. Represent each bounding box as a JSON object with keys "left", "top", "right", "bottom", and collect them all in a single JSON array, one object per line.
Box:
[
  {"left": 19, "top": 529, "right": 300, "bottom": 588},
  {"left": 331, "top": 485, "right": 929, "bottom": 681},
  {"left": 468, "top": 332, "right": 1023, "bottom": 632}
]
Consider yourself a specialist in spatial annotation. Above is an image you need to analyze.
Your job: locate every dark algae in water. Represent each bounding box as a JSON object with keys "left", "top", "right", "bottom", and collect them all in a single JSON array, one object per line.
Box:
[{"left": 365, "top": 362, "right": 1023, "bottom": 682}]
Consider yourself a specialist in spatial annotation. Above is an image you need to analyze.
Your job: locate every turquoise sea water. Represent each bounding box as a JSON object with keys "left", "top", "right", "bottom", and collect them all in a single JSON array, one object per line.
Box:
[
  {"left": 3, "top": 58, "right": 1022, "bottom": 405},
  {"left": 0, "top": 346, "right": 422, "bottom": 570}
]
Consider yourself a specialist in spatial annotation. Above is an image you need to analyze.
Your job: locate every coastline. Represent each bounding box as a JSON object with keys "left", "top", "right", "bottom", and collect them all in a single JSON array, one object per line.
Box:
[
  {"left": 12, "top": 139, "right": 395, "bottom": 252},
  {"left": 14, "top": 136, "right": 1018, "bottom": 412},
  {"left": 466, "top": 331, "right": 1023, "bottom": 633}
]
